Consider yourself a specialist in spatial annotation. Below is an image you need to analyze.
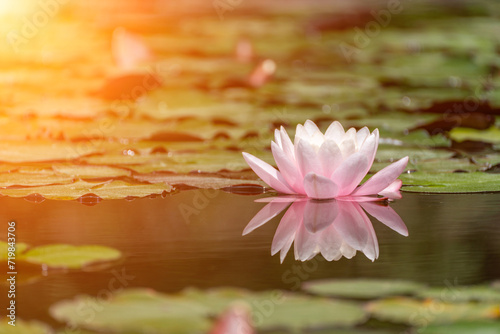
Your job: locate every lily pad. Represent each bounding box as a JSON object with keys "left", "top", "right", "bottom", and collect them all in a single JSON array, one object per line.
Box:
[
  {"left": 50, "top": 288, "right": 212, "bottom": 334},
  {"left": 450, "top": 127, "right": 500, "bottom": 144},
  {"left": 133, "top": 173, "right": 265, "bottom": 189},
  {"left": 400, "top": 172, "right": 500, "bottom": 193},
  {"left": 418, "top": 285, "right": 500, "bottom": 303},
  {"left": 419, "top": 321, "right": 500, "bottom": 334},
  {"left": 366, "top": 297, "right": 499, "bottom": 326},
  {"left": 0, "top": 319, "right": 52, "bottom": 334},
  {"left": 21, "top": 244, "right": 122, "bottom": 269},
  {"left": 302, "top": 279, "right": 425, "bottom": 299},
  {"left": 0, "top": 180, "right": 172, "bottom": 200},
  {"left": 0, "top": 241, "right": 29, "bottom": 260}
]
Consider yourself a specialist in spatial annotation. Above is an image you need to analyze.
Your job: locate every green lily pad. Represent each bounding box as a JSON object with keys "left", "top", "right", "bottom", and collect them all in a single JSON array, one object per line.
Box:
[
  {"left": 419, "top": 321, "right": 500, "bottom": 334},
  {"left": 22, "top": 244, "right": 122, "bottom": 269},
  {"left": 0, "top": 319, "right": 52, "bottom": 334},
  {"left": 292, "top": 329, "right": 400, "bottom": 334},
  {"left": 0, "top": 241, "right": 29, "bottom": 260},
  {"left": 375, "top": 146, "right": 453, "bottom": 163},
  {"left": 418, "top": 285, "right": 500, "bottom": 303},
  {"left": 367, "top": 297, "right": 499, "bottom": 326},
  {"left": 182, "top": 288, "right": 367, "bottom": 331},
  {"left": 302, "top": 279, "right": 425, "bottom": 299},
  {"left": 400, "top": 172, "right": 500, "bottom": 193},
  {"left": 50, "top": 288, "right": 212, "bottom": 334},
  {"left": 450, "top": 127, "right": 500, "bottom": 144}
]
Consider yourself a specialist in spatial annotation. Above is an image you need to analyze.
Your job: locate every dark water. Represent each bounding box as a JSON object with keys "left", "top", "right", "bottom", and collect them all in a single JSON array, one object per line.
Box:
[{"left": 1, "top": 190, "right": 500, "bottom": 326}]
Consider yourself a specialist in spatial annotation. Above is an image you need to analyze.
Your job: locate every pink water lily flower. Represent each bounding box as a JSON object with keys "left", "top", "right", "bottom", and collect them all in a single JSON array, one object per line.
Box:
[{"left": 243, "top": 120, "right": 409, "bottom": 199}]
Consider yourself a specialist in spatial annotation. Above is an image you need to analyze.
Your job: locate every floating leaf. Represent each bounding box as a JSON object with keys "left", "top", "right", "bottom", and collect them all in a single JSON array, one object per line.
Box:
[
  {"left": 418, "top": 285, "right": 500, "bottom": 303},
  {"left": 21, "top": 244, "right": 122, "bottom": 269},
  {"left": 450, "top": 127, "right": 500, "bottom": 144},
  {"left": 133, "top": 173, "right": 265, "bottom": 189},
  {"left": 0, "top": 241, "right": 29, "bottom": 260},
  {"left": 0, "top": 172, "right": 74, "bottom": 187},
  {"left": 419, "top": 321, "right": 500, "bottom": 334},
  {"left": 0, "top": 319, "right": 52, "bottom": 334},
  {"left": 0, "top": 141, "right": 101, "bottom": 163},
  {"left": 52, "top": 165, "right": 131, "bottom": 179},
  {"left": 0, "top": 180, "right": 172, "bottom": 200},
  {"left": 303, "top": 279, "right": 425, "bottom": 299},
  {"left": 50, "top": 288, "right": 213, "bottom": 334},
  {"left": 367, "top": 297, "right": 499, "bottom": 326},
  {"left": 400, "top": 172, "right": 500, "bottom": 193}
]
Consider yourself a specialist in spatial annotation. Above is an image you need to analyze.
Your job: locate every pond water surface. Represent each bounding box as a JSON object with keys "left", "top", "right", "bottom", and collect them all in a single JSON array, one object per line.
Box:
[{"left": 1, "top": 190, "right": 499, "bottom": 328}]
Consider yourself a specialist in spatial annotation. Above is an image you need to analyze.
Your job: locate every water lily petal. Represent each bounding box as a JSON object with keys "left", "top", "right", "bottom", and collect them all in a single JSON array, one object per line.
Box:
[
  {"left": 360, "top": 201, "right": 408, "bottom": 236},
  {"left": 271, "top": 142, "right": 304, "bottom": 193},
  {"left": 330, "top": 152, "right": 369, "bottom": 196},
  {"left": 295, "top": 222, "right": 320, "bottom": 261},
  {"left": 334, "top": 201, "right": 378, "bottom": 261},
  {"left": 303, "top": 172, "right": 339, "bottom": 199},
  {"left": 333, "top": 201, "right": 367, "bottom": 248},
  {"left": 304, "top": 120, "right": 324, "bottom": 148},
  {"left": 295, "top": 139, "right": 322, "bottom": 177},
  {"left": 303, "top": 199, "right": 338, "bottom": 233},
  {"left": 337, "top": 196, "right": 386, "bottom": 202},
  {"left": 304, "top": 119, "right": 321, "bottom": 135},
  {"left": 351, "top": 156, "right": 408, "bottom": 196},
  {"left": 274, "top": 129, "right": 282, "bottom": 148},
  {"left": 318, "top": 140, "right": 343, "bottom": 178},
  {"left": 359, "top": 129, "right": 379, "bottom": 165},
  {"left": 325, "top": 121, "right": 345, "bottom": 144},
  {"left": 242, "top": 152, "right": 294, "bottom": 194},
  {"left": 255, "top": 196, "right": 305, "bottom": 203},
  {"left": 318, "top": 224, "right": 343, "bottom": 261},
  {"left": 379, "top": 179, "right": 403, "bottom": 199},
  {"left": 294, "top": 124, "right": 307, "bottom": 147},
  {"left": 280, "top": 127, "right": 295, "bottom": 161},
  {"left": 339, "top": 128, "right": 357, "bottom": 158},
  {"left": 271, "top": 201, "right": 305, "bottom": 258},
  {"left": 355, "top": 127, "right": 370, "bottom": 149},
  {"left": 242, "top": 200, "right": 291, "bottom": 235}
]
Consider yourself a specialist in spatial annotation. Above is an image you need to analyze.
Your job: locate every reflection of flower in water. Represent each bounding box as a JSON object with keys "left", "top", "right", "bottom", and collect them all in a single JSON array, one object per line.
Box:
[
  {"left": 243, "top": 120, "right": 408, "bottom": 199},
  {"left": 243, "top": 197, "right": 407, "bottom": 263}
]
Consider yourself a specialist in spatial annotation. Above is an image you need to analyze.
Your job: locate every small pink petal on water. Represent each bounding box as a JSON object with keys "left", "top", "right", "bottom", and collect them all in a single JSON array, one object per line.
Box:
[
  {"left": 210, "top": 304, "right": 255, "bottom": 334},
  {"left": 248, "top": 59, "right": 276, "bottom": 88},
  {"left": 112, "top": 27, "right": 153, "bottom": 70},
  {"left": 235, "top": 38, "right": 254, "bottom": 63}
]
